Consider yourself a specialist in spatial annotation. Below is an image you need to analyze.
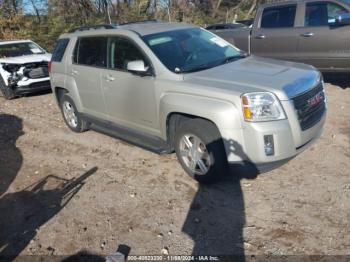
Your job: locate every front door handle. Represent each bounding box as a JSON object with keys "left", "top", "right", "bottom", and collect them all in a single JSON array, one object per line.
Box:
[
  {"left": 301, "top": 32, "right": 314, "bottom": 37},
  {"left": 105, "top": 75, "right": 115, "bottom": 82},
  {"left": 71, "top": 69, "right": 78, "bottom": 76},
  {"left": 255, "top": 34, "right": 266, "bottom": 39}
]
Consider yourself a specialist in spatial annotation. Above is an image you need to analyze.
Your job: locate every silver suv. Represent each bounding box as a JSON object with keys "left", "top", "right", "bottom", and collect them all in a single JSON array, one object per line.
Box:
[{"left": 50, "top": 22, "right": 326, "bottom": 183}]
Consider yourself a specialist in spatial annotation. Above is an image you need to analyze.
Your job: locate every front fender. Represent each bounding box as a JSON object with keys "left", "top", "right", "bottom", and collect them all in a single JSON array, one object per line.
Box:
[{"left": 159, "top": 93, "right": 242, "bottom": 140}]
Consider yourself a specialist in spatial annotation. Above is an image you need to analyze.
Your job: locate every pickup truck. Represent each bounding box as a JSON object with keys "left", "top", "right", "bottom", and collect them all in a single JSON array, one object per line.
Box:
[{"left": 212, "top": 0, "right": 350, "bottom": 72}]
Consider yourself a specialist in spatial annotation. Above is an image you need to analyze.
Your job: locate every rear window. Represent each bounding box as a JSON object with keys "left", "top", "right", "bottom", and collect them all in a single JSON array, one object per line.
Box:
[
  {"left": 261, "top": 5, "right": 297, "bottom": 28},
  {"left": 52, "top": 38, "right": 69, "bottom": 62},
  {"left": 73, "top": 37, "right": 107, "bottom": 68}
]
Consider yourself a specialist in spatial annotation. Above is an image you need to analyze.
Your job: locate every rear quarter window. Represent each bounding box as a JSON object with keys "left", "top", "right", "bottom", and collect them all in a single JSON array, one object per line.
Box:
[{"left": 51, "top": 38, "right": 70, "bottom": 62}]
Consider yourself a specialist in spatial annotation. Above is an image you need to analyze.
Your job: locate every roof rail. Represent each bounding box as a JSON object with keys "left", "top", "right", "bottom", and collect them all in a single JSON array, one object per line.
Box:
[
  {"left": 119, "top": 19, "right": 162, "bottom": 26},
  {"left": 68, "top": 24, "right": 116, "bottom": 33}
]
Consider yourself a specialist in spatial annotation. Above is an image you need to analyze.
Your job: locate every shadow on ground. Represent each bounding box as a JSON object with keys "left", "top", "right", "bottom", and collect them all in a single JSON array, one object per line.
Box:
[
  {"left": 182, "top": 138, "right": 259, "bottom": 259},
  {"left": 0, "top": 167, "right": 98, "bottom": 260},
  {"left": 0, "top": 114, "right": 23, "bottom": 197},
  {"left": 323, "top": 73, "right": 350, "bottom": 89},
  {"left": 62, "top": 250, "right": 105, "bottom": 262}
]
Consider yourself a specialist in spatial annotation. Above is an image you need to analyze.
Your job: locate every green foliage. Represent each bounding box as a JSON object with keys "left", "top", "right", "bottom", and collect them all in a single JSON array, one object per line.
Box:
[{"left": 0, "top": 0, "right": 258, "bottom": 51}]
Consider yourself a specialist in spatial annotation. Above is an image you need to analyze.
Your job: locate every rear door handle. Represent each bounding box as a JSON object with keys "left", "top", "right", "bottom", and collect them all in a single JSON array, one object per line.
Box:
[
  {"left": 301, "top": 32, "right": 314, "bottom": 37},
  {"left": 255, "top": 34, "right": 266, "bottom": 39},
  {"left": 71, "top": 69, "right": 78, "bottom": 76},
  {"left": 105, "top": 75, "right": 115, "bottom": 82}
]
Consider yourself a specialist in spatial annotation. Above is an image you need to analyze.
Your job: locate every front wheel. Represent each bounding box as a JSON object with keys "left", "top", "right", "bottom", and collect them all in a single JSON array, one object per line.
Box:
[
  {"left": 0, "top": 76, "right": 16, "bottom": 100},
  {"left": 59, "top": 94, "right": 89, "bottom": 133},
  {"left": 174, "top": 118, "right": 227, "bottom": 183}
]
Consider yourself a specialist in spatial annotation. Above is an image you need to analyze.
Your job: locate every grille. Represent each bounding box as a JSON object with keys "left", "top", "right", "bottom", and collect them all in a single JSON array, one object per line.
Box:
[{"left": 292, "top": 82, "right": 326, "bottom": 131}]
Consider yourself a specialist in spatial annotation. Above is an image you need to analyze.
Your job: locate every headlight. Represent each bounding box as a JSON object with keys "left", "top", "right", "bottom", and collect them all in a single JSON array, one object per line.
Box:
[{"left": 241, "top": 92, "right": 286, "bottom": 122}]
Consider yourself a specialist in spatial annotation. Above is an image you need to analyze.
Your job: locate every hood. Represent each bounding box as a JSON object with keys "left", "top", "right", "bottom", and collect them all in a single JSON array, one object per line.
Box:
[
  {"left": 183, "top": 55, "right": 320, "bottom": 101},
  {"left": 0, "top": 53, "right": 52, "bottom": 64}
]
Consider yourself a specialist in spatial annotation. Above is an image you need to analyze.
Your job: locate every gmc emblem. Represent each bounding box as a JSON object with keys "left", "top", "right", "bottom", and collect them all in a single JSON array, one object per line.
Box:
[{"left": 307, "top": 91, "right": 323, "bottom": 106}]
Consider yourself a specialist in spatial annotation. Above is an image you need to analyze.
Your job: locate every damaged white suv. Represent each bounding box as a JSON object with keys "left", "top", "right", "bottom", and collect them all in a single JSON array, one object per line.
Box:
[{"left": 0, "top": 40, "right": 51, "bottom": 99}]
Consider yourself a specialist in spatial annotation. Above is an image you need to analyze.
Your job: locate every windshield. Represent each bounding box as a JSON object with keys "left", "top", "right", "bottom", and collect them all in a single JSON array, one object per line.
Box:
[
  {"left": 142, "top": 28, "right": 244, "bottom": 73},
  {"left": 0, "top": 42, "right": 45, "bottom": 58}
]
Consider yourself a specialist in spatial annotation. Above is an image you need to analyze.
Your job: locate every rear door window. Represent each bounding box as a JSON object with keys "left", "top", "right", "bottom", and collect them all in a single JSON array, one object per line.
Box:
[
  {"left": 52, "top": 38, "right": 69, "bottom": 62},
  {"left": 305, "top": 2, "right": 348, "bottom": 26},
  {"left": 74, "top": 37, "right": 107, "bottom": 67},
  {"left": 261, "top": 5, "right": 297, "bottom": 28}
]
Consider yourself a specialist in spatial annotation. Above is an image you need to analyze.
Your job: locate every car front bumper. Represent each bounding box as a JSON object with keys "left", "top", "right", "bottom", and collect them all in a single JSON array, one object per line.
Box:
[
  {"left": 14, "top": 79, "right": 51, "bottom": 95},
  {"left": 221, "top": 111, "right": 326, "bottom": 173}
]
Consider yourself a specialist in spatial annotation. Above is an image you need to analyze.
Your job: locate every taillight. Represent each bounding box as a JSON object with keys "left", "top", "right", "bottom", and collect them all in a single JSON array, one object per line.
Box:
[{"left": 48, "top": 61, "right": 52, "bottom": 75}]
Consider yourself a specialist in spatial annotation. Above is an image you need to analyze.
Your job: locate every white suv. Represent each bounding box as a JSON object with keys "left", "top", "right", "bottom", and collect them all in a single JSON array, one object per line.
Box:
[{"left": 0, "top": 40, "right": 51, "bottom": 99}]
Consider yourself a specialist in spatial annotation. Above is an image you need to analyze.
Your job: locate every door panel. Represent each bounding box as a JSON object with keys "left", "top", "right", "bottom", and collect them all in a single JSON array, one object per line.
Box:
[
  {"left": 295, "top": 1, "right": 350, "bottom": 70},
  {"left": 71, "top": 65, "right": 106, "bottom": 117},
  {"left": 295, "top": 26, "right": 350, "bottom": 69},
  {"left": 70, "top": 37, "right": 107, "bottom": 118},
  {"left": 251, "top": 28, "right": 300, "bottom": 61},
  {"left": 102, "top": 36, "right": 158, "bottom": 134},
  {"left": 251, "top": 4, "right": 300, "bottom": 61}
]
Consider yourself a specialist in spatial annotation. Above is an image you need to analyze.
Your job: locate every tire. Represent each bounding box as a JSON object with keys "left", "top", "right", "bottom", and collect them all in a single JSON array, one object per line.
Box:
[
  {"left": 0, "top": 76, "right": 16, "bottom": 100},
  {"left": 59, "top": 94, "right": 89, "bottom": 133},
  {"left": 174, "top": 118, "right": 227, "bottom": 183}
]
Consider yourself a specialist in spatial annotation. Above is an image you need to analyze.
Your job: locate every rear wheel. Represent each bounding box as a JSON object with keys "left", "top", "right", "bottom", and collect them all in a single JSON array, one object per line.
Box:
[
  {"left": 59, "top": 94, "right": 89, "bottom": 133},
  {"left": 0, "top": 76, "right": 16, "bottom": 100},
  {"left": 174, "top": 118, "right": 227, "bottom": 183}
]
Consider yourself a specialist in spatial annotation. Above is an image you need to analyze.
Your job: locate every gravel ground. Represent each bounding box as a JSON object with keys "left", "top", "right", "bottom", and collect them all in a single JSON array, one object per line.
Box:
[{"left": 0, "top": 78, "right": 349, "bottom": 260}]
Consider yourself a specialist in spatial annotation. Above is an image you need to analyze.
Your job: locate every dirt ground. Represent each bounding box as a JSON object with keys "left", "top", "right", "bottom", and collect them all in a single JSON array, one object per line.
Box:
[{"left": 0, "top": 77, "right": 349, "bottom": 260}]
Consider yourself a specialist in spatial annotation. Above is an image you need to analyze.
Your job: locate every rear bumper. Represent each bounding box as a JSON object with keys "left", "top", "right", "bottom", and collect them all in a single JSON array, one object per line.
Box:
[{"left": 14, "top": 80, "right": 51, "bottom": 95}]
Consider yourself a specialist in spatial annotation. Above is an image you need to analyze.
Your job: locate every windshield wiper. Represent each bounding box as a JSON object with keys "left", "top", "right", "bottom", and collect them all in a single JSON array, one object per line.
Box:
[
  {"left": 218, "top": 54, "right": 247, "bottom": 65},
  {"left": 179, "top": 53, "right": 248, "bottom": 74},
  {"left": 180, "top": 63, "right": 217, "bottom": 74}
]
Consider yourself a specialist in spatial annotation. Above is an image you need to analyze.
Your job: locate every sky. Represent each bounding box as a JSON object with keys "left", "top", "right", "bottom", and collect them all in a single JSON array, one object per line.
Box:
[{"left": 22, "top": 0, "right": 48, "bottom": 15}]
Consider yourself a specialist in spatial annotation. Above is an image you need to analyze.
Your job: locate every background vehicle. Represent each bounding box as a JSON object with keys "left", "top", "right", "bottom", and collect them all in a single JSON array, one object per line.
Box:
[
  {"left": 210, "top": 0, "right": 350, "bottom": 72},
  {"left": 236, "top": 19, "right": 254, "bottom": 27},
  {"left": 0, "top": 40, "right": 51, "bottom": 99},
  {"left": 50, "top": 22, "right": 326, "bottom": 183},
  {"left": 205, "top": 23, "right": 247, "bottom": 32}
]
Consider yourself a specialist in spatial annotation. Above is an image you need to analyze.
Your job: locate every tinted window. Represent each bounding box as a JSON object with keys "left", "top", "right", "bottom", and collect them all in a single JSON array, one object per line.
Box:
[
  {"left": 52, "top": 38, "right": 69, "bottom": 62},
  {"left": 305, "top": 2, "right": 348, "bottom": 26},
  {"left": 74, "top": 37, "right": 107, "bottom": 67},
  {"left": 261, "top": 5, "right": 297, "bottom": 28},
  {"left": 108, "top": 37, "right": 147, "bottom": 71}
]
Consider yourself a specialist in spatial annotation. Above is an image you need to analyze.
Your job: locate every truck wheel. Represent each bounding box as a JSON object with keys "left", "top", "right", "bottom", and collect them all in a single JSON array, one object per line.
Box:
[
  {"left": 0, "top": 76, "right": 16, "bottom": 100},
  {"left": 59, "top": 94, "right": 89, "bottom": 133},
  {"left": 174, "top": 118, "right": 227, "bottom": 183}
]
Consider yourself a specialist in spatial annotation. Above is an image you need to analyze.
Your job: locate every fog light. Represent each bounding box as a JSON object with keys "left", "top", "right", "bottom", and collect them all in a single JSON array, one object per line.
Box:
[{"left": 264, "top": 135, "right": 274, "bottom": 156}]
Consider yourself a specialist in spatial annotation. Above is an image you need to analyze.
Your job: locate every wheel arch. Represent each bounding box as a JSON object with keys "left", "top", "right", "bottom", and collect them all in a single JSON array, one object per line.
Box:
[
  {"left": 160, "top": 93, "right": 242, "bottom": 150},
  {"left": 52, "top": 80, "right": 83, "bottom": 112}
]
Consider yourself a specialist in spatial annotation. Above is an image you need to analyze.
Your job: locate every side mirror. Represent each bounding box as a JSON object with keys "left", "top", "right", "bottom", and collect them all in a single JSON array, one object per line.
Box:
[
  {"left": 334, "top": 12, "right": 350, "bottom": 26},
  {"left": 127, "top": 60, "right": 151, "bottom": 76}
]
